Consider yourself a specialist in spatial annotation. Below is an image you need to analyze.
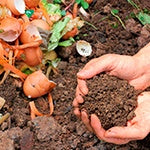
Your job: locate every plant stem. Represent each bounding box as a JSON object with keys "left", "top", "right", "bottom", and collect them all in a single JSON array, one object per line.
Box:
[
  {"left": 111, "top": 11, "right": 126, "bottom": 30},
  {"left": 84, "top": 21, "right": 98, "bottom": 30}
]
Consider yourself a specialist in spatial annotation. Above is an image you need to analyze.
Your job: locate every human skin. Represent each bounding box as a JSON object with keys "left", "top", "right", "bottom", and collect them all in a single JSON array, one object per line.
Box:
[{"left": 73, "top": 42, "right": 150, "bottom": 144}]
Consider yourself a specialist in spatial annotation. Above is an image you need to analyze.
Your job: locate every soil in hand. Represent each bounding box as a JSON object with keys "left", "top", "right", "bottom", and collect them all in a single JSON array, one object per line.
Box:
[{"left": 80, "top": 73, "right": 141, "bottom": 130}]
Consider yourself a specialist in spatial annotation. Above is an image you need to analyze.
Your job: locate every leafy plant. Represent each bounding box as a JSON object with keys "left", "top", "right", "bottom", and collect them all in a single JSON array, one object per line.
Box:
[
  {"left": 137, "top": 12, "right": 150, "bottom": 25},
  {"left": 111, "top": 22, "right": 118, "bottom": 28},
  {"left": 126, "top": 0, "right": 150, "bottom": 25},
  {"left": 143, "top": 8, "right": 150, "bottom": 15},
  {"left": 111, "top": 9, "right": 126, "bottom": 29},
  {"left": 76, "top": 0, "right": 89, "bottom": 9}
]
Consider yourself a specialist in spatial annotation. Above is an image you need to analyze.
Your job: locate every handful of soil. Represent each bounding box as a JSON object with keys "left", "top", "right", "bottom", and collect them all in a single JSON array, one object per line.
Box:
[{"left": 80, "top": 73, "right": 141, "bottom": 130}]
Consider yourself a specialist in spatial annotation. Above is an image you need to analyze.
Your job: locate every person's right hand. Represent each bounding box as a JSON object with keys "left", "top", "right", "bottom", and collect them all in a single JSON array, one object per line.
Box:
[{"left": 73, "top": 53, "right": 150, "bottom": 118}]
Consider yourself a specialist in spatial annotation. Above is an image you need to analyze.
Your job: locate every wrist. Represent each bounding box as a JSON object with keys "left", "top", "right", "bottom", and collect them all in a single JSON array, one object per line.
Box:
[{"left": 133, "top": 43, "right": 150, "bottom": 70}]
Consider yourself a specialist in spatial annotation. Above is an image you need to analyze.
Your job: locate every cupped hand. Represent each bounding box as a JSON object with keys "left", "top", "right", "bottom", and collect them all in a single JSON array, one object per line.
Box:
[
  {"left": 73, "top": 53, "right": 150, "bottom": 144},
  {"left": 77, "top": 54, "right": 150, "bottom": 91},
  {"left": 89, "top": 92, "right": 150, "bottom": 144},
  {"left": 73, "top": 53, "right": 150, "bottom": 117}
]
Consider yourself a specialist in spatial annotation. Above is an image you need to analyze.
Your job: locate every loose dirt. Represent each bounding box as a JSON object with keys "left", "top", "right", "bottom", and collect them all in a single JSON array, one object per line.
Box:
[{"left": 80, "top": 73, "right": 141, "bottom": 130}]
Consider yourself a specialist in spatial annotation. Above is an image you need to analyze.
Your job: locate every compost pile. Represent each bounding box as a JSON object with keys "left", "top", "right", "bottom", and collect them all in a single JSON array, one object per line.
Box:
[{"left": 80, "top": 73, "right": 141, "bottom": 130}]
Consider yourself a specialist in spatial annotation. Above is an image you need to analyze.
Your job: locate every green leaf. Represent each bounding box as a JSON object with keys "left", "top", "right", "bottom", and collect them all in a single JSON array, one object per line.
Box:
[
  {"left": 76, "top": 0, "right": 81, "bottom": 4},
  {"left": 143, "top": 8, "right": 150, "bottom": 15},
  {"left": 48, "top": 42, "right": 59, "bottom": 51},
  {"left": 111, "top": 9, "right": 119, "bottom": 15},
  {"left": 22, "top": 68, "right": 33, "bottom": 75},
  {"left": 111, "top": 22, "right": 118, "bottom": 28},
  {"left": 53, "top": 0, "right": 61, "bottom": 4},
  {"left": 61, "top": 10, "right": 66, "bottom": 16},
  {"left": 111, "top": 9, "right": 126, "bottom": 29},
  {"left": 51, "top": 58, "right": 61, "bottom": 68},
  {"left": 25, "top": 9, "right": 34, "bottom": 18},
  {"left": 130, "top": 12, "right": 136, "bottom": 18},
  {"left": 50, "top": 17, "right": 70, "bottom": 43},
  {"left": 41, "top": 0, "right": 61, "bottom": 15},
  {"left": 48, "top": 17, "right": 70, "bottom": 50},
  {"left": 81, "top": 0, "right": 89, "bottom": 9},
  {"left": 137, "top": 12, "right": 150, "bottom": 25},
  {"left": 58, "top": 38, "right": 75, "bottom": 47}
]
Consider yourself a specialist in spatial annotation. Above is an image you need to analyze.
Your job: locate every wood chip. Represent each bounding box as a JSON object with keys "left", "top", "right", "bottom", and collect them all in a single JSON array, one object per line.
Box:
[{"left": 0, "top": 97, "right": 5, "bottom": 110}]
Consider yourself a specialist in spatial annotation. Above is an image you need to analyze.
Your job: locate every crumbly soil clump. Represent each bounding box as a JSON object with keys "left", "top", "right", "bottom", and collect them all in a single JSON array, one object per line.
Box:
[{"left": 80, "top": 73, "right": 141, "bottom": 130}]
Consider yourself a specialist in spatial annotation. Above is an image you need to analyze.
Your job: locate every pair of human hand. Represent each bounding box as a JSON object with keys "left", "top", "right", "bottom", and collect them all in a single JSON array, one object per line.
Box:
[{"left": 73, "top": 54, "right": 150, "bottom": 144}]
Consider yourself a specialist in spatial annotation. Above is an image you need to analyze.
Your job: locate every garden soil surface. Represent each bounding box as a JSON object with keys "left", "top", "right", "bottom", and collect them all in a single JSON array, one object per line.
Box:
[{"left": 0, "top": 0, "right": 150, "bottom": 150}]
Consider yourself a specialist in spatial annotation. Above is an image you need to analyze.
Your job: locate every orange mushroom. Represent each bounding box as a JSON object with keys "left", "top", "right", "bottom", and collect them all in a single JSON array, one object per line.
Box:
[{"left": 23, "top": 70, "right": 56, "bottom": 98}]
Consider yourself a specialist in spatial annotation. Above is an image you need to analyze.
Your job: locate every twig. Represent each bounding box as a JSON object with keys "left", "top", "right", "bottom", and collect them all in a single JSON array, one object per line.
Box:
[
  {"left": 64, "top": 0, "right": 75, "bottom": 11},
  {"left": 0, "top": 113, "right": 10, "bottom": 125}
]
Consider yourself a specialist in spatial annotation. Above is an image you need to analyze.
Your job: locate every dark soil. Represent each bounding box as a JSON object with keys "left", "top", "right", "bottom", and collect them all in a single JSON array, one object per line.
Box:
[
  {"left": 0, "top": 0, "right": 150, "bottom": 150},
  {"left": 80, "top": 73, "right": 140, "bottom": 130}
]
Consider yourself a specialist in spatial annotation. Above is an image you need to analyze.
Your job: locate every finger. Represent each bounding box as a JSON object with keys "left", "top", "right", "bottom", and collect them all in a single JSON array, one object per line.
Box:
[
  {"left": 90, "top": 114, "right": 130, "bottom": 144},
  {"left": 72, "top": 96, "right": 84, "bottom": 107},
  {"left": 90, "top": 114, "right": 105, "bottom": 138},
  {"left": 74, "top": 108, "right": 81, "bottom": 118},
  {"left": 105, "top": 125, "right": 149, "bottom": 140},
  {"left": 76, "top": 86, "right": 84, "bottom": 97},
  {"left": 80, "top": 58, "right": 100, "bottom": 70},
  {"left": 72, "top": 98, "right": 79, "bottom": 107},
  {"left": 137, "top": 91, "right": 150, "bottom": 104},
  {"left": 77, "top": 54, "right": 117, "bottom": 79},
  {"left": 81, "top": 111, "right": 93, "bottom": 132},
  {"left": 77, "top": 78, "right": 88, "bottom": 95}
]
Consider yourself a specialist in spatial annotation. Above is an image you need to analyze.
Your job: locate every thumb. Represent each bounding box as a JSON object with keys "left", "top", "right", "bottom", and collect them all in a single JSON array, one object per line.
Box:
[
  {"left": 77, "top": 54, "right": 117, "bottom": 79},
  {"left": 105, "top": 125, "right": 148, "bottom": 139}
]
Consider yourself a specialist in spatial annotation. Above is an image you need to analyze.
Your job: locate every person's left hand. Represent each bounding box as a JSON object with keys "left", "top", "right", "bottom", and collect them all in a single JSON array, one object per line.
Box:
[{"left": 76, "top": 92, "right": 150, "bottom": 144}]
